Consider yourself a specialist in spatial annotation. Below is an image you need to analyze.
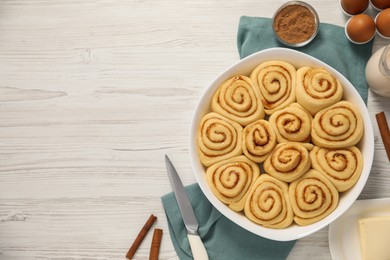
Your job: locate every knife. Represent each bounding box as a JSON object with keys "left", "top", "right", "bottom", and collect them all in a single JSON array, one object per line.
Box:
[{"left": 165, "top": 155, "right": 209, "bottom": 260}]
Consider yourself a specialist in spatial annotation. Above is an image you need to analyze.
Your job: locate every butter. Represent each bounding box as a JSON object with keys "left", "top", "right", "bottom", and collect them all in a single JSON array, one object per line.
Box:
[{"left": 359, "top": 216, "right": 390, "bottom": 260}]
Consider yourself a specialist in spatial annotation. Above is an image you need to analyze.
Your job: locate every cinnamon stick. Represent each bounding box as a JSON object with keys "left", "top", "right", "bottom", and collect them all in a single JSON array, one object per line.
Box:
[
  {"left": 126, "top": 214, "right": 157, "bottom": 260},
  {"left": 376, "top": 112, "right": 390, "bottom": 161},
  {"left": 149, "top": 229, "right": 163, "bottom": 260}
]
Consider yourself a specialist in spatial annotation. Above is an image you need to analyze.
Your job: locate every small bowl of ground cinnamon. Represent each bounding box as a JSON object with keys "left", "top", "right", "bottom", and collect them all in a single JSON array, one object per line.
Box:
[{"left": 273, "top": 1, "right": 320, "bottom": 47}]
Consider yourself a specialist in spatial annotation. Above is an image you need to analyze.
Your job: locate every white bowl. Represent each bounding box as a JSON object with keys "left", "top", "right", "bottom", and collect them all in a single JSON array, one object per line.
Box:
[{"left": 189, "top": 47, "right": 374, "bottom": 241}]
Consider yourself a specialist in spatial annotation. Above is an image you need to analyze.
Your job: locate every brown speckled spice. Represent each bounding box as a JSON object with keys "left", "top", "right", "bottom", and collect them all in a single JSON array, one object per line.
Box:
[{"left": 274, "top": 4, "right": 316, "bottom": 44}]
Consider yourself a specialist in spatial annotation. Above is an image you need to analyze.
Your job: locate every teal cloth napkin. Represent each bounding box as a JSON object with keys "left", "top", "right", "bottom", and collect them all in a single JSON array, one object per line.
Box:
[
  {"left": 237, "top": 16, "right": 373, "bottom": 104},
  {"left": 161, "top": 183, "right": 296, "bottom": 260},
  {"left": 161, "top": 16, "right": 374, "bottom": 260}
]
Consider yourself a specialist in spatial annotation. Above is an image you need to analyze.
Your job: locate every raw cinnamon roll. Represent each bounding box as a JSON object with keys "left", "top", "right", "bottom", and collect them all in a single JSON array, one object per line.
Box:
[
  {"left": 311, "top": 101, "right": 364, "bottom": 148},
  {"left": 263, "top": 142, "right": 312, "bottom": 182},
  {"left": 242, "top": 119, "right": 277, "bottom": 163},
  {"left": 244, "top": 174, "right": 294, "bottom": 229},
  {"left": 250, "top": 61, "right": 296, "bottom": 115},
  {"left": 296, "top": 67, "right": 343, "bottom": 115},
  {"left": 269, "top": 103, "right": 312, "bottom": 143},
  {"left": 197, "top": 112, "right": 243, "bottom": 167},
  {"left": 289, "top": 169, "right": 339, "bottom": 226},
  {"left": 206, "top": 155, "right": 260, "bottom": 211},
  {"left": 310, "top": 146, "right": 363, "bottom": 192},
  {"left": 211, "top": 75, "right": 265, "bottom": 126}
]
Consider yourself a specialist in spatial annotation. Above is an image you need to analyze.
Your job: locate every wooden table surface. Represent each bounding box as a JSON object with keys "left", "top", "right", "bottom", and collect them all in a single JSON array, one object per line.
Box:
[{"left": 1, "top": 0, "right": 389, "bottom": 259}]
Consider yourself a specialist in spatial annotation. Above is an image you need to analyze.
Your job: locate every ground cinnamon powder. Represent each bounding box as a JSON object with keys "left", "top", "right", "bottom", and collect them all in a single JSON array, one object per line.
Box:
[{"left": 273, "top": 4, "right": 316, "bottom": 44}]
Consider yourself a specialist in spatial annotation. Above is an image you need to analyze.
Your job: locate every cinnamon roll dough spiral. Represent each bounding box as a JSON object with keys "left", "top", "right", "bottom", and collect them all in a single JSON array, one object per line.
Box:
[
  {"left": 310, "top": 146, "right": 363, "bottom": 192},
  {"left": 263, "top": 142, "right": 312, "bottom": 182},
  {"left": 289, "top": 169, "right": 339, "bottom": 226},
  {"left": 197, "top": 112, "right": 243, "bottom": 167},
  {"left": 206, "top": 155, "right": 260, "bottom": 211},
  {"left": 242, "top": 119, "right": 277, "bottom": 163},
  {"left": 211, "top": 75, "right": 265, "bottom": 126},
  {"left": 244, "top": 174, "right": 294, "bottom": 229},
  {"left": 269, "top": 103, "right": 313, "bottom": 143},
  {"left": 296, "top": 67, "right": 343, "bottom": 116},
  {"left": 311, "top": 101, "right": 364, "bottom": 148},
  {"left": 250, "top": 61, "right": 296, "bottom": 115}
]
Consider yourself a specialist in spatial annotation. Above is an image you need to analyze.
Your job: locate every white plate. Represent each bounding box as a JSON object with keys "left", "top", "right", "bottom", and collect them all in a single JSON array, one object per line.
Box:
[
  {"left": 329, "top": 198, "right": 390, "bottom": 260},
  {"left": 189, "top": 47, "right": 374, "bottom": 241}
]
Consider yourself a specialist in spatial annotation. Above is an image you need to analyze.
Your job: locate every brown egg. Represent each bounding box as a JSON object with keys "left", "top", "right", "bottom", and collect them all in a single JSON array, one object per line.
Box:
[
  {"left": 346, "top": 14, "right": 376, "bottom": 43},
  {"left": 376, "top": 8, "right": 390, "bottom": 37},
  {"left": 370, "top": 0, "right": 390, "bottom": 10},
  {"left": 341, "top": 0, "right": 369, "bottom": 15}
]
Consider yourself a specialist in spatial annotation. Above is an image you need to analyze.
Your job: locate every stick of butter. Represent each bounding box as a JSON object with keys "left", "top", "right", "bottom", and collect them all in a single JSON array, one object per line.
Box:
[{"left": 359, "top": 216, "right": 390, "bottom": 260}]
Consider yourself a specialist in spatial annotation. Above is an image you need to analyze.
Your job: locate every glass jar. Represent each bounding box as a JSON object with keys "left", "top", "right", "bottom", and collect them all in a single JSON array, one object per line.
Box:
[{"left": 365, "top": 44, "right": 390, "bottom": 97}]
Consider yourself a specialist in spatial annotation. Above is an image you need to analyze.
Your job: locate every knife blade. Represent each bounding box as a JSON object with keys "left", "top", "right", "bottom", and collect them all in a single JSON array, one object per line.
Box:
[{"left": 165, "top": 155, "right": 209, "bottom": 260}]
